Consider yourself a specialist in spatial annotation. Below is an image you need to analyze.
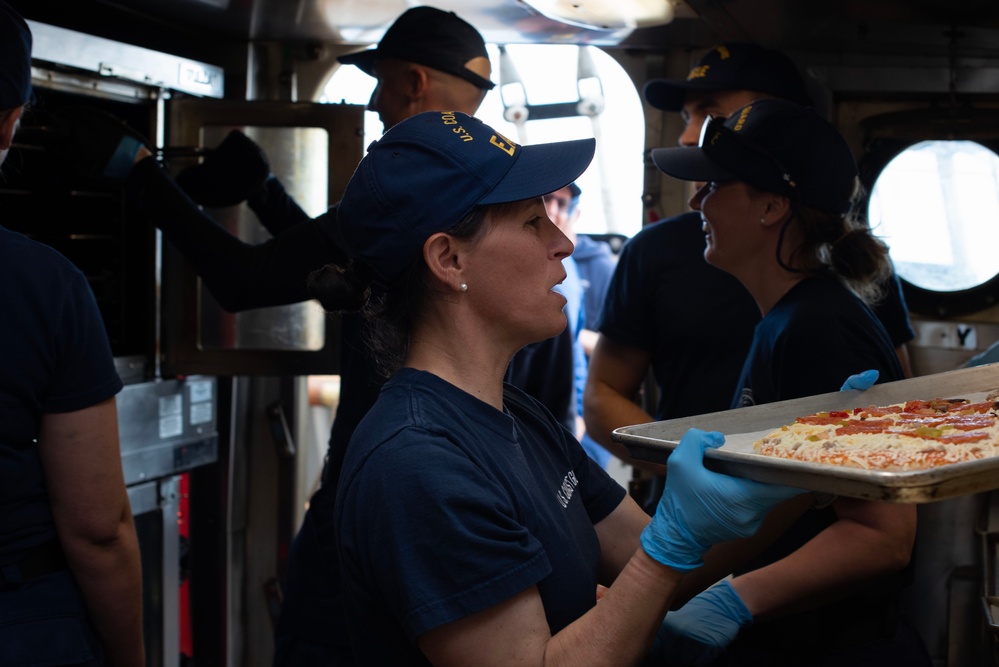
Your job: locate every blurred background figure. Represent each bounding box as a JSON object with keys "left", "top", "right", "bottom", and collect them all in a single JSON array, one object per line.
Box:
[{"left": 545, "top": 182, "right": 617, "bottom": 467}]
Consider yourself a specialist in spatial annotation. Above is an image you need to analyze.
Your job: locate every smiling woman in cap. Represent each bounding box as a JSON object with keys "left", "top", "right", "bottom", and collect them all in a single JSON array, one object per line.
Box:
[
  {"left": 310, "top": 110, "right": 804, "bottom": 666},
  {"left": 651, "top": 98, "right": 893, "bottom": 320},
  {"left": 647, "top": 99, "right": 931, "bottom": 666}
]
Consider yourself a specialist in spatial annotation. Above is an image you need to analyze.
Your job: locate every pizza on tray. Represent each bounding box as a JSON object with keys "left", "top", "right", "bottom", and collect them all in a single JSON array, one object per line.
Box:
[{"left": 753, "top": 390, "right": 999, "bottom": 471}]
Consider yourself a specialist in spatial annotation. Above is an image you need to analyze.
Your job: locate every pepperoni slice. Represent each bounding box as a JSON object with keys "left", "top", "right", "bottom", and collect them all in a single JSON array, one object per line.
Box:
[
  {"left": 937, "top": 432, "right": 991, "bottom": 444},
  {"left": 857, "top": 405, "right": 903, "bottom": 417},
  {"left": 796, "top": 411, "right": 850, "bottom": 425},
  {"left": 905, "top": 398, "right": 971, "bottom": 414},
  {"left": 945, "top": 416, "right": 996, "bottom": 431},
  {"left": 834, "top": 420, "right": 894, "bottom": 435},
  {"left": 948, "top": 401, "right": 995, "bottom": 414},
  {"left": 895, "top": 415, "right": 995, "bottom": 431},
  {"left": 896, "top": 430, "right": 990, "bottom": 444},
  {"left": 898, "top": 414, "right": 996, "bottom": 431},
  {"left": 895, "top": 416, "right": 947, "bottom": 428}
]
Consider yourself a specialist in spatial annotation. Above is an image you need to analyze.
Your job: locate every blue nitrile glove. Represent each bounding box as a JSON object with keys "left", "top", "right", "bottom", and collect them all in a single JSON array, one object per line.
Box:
[
  {"left": 640, "top": 428, "right": 804, "bottom": 571},
  {"left": 102, "top": 134, "right": 145, "bottom": 180},
  {"left": 652, "top": 581, "right": 751, "bottom": 666},
  {"left": 840, "top": 369, "right": 879, "bottom": 391}
]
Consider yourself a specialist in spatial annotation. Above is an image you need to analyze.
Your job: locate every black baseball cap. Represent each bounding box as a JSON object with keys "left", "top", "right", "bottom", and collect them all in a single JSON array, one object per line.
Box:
[
  {"left": 338, "top": 111, "right": 594, "bottom": 285},
  {"left": 0, "top": 0, "right": 32, "bottom": 109},
  {"left": 338, "top": 7, "right": 495, "bottom": 91},
  {"left": 651, "top": 99, "right": 857, "bottom": 214},
  {"left": 643, "top": 43, "right": 811, "bottom": 112}
]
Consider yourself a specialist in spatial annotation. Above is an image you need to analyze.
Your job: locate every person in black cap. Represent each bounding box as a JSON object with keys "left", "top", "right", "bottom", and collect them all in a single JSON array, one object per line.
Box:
[
  {"left": 644, "top": 98, "right": 931, "bottom": 667},
  {"left": 314, "top": 109, "right": 803, "bottom": 666},
  {"left": 641, "top": 42, "right": 812, "bottom": 123},
  {"left": 111, "top": 6, "right": 574, "bottom": 665},
  {"left": 583, "top": 41, "right": 914, "bottom": 476},
  {"left": 0, "top": 3, "right": 144, "bottom": 666},
  {"left": 336, "top": 6, "right": 493, "bottom": 131}
]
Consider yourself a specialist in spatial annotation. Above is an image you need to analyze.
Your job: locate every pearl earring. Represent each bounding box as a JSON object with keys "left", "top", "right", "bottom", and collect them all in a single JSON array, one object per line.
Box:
[{"left": 460, "top": 283, "right": 468, "bottom": 292}]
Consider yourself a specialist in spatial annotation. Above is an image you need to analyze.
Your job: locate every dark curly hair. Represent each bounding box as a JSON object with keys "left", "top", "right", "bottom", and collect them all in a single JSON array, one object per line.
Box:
[{"left": 780, "top": 178, "right": 891, "bottom": 305}]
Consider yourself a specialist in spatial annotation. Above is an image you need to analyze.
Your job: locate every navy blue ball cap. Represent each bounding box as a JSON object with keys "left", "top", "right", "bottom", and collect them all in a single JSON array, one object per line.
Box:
[
  {"left": 651, "top": 99, "right": 858, "bottom": 214},
  {"left": 0, "top": 0, "right": 32, "bottom": 110},
  {"left": 338, "top": 111, "right": 595, "bottom": 285},
  {"left": 643, "top": 42, "right": 811, "bottom": 112},
  {"left": 338, "top": 7, "right": 495, "bottom": 91}
]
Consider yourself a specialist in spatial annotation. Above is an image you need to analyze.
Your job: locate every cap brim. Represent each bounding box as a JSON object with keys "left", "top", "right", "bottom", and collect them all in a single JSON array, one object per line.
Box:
[
  {"left": 651, "top": 146, "right": 738, "bottom": 183},
  {"left": 479, "top": 138, "right": 596, "bottom": 206},
  {"left": 644, "top": 78, "right": 744, "bottom": 112},
  {"left": 337, "top": 47, "right": 378, "bottom": 75}
]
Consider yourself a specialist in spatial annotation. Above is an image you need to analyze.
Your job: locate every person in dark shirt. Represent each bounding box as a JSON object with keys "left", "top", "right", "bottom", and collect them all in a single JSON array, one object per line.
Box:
[
  {"left": 121, "top": 7, "right": 578, "bottom": 664},
  {"left": 584, "top": 43, "right": 915, "bottom": 482},
  {"left": 646, "top": 98, "right": 930, "bottom": 667},
  {"left": 0, "top": 4, "right": 144, "bottom": 665},
  {"left": 314, "top": 108, "right": 804, "bottom": 666},
  {"left": 125, "top": 8, "right": 497, "bottom": 665}
]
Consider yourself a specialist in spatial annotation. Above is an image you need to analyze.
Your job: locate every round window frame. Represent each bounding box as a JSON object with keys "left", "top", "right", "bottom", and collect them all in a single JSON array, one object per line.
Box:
[{"left": 858, "top": 115, "right": 999, "bottom": 318}]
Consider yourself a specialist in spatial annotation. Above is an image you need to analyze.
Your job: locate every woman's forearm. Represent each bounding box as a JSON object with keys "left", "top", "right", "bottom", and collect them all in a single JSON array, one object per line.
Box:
[
  {"left": 62, "top": 509, "right": 145, "bottom": 667},
  {"left": 548, "top": 549, "right": 682, "bottom": 665},
  {"left": 731, "top": 500, "right": 916, "bottom": 621},
  {"left": 40, "top": 401, "right": 146, "bottom": 667}
]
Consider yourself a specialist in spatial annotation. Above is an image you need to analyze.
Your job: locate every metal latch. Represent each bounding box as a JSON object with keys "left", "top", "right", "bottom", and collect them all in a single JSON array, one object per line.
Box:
[{"left": 266, "top": 401, "right": 296, "bottom": 459}]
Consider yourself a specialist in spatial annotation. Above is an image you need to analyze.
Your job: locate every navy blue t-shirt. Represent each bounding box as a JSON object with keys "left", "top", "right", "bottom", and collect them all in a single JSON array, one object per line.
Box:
[
  {"left": 336, "top": 369, "right": 626, "bottom": 665},
  {"left": 733, "top": 273, "right": 905, "bottom": 407},
  {"left": 730, "top": 274, "right": 911, "bottom": 657},
  {"left": 598, "top": 212, "right": 760, "bottom": 420},
  {"left": 878, "top": 268, "right": 916, "bottom": 348},
  {"left": 598, "top": 212, "right": 914, "bottom": 421},
  {"left": 0, "top": 225, "right": 122, "bottom": 560}
]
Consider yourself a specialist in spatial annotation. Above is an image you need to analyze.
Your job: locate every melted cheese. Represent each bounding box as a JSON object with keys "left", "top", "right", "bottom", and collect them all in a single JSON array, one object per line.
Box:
[{"left": 753, "top": 397, "right": 999, "bottom": 471}]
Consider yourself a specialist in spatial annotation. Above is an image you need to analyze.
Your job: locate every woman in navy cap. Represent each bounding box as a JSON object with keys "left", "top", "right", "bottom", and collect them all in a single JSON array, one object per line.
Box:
[
  {"left": 308, "top": 110, "right": 804, "bottom": 666},
  {"left": 650, "top": 99, "right": 931, "bottom": 665},
  {"left": 0, "top": 3, "right": 144, "bottom": 666}
]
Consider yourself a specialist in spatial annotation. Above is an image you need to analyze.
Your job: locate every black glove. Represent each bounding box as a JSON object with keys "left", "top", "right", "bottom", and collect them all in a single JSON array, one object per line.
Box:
[
  {"left": 175, "top": 129, "right": 272, "bottom": 207},
  {"left": 50, "top": 106, "right": 149, "bottom": 182}
]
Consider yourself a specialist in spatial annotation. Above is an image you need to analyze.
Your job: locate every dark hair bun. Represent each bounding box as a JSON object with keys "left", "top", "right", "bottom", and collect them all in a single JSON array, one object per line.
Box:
[{"left": 307, "top": 263, "right": 371, "bottom": 314}]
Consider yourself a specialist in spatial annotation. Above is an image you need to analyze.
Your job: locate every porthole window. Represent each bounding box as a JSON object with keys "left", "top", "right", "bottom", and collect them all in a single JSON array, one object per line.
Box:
[{"left": 866, "top": 139, "right": 999, "bottom": 316}]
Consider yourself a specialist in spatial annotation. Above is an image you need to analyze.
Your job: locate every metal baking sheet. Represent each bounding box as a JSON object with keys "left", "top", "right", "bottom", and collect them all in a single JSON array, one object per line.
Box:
[{"left": 612, "top": 365, "right": 999, "bottom": 503}]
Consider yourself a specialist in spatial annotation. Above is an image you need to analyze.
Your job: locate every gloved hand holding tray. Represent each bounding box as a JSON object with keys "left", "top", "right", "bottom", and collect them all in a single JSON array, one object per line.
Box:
[{"left": 612, "top": 363, "right": 999, "bottom": 503}]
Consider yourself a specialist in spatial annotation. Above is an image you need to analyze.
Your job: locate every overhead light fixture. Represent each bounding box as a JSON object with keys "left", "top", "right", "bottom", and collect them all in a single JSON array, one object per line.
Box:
[{"left": 519, "top": 0, "right": 675, "bottom": 30}]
